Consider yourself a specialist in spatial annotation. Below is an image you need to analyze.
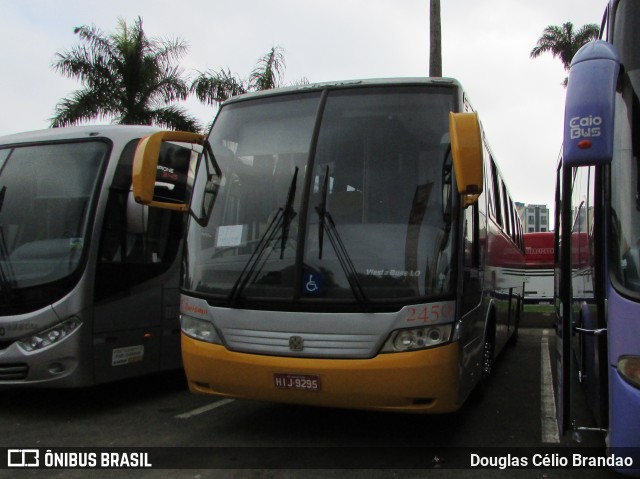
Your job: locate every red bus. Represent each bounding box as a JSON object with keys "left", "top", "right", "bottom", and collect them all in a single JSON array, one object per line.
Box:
[{"left": 524, "top": 232, "right": 554, "bottom": 303}]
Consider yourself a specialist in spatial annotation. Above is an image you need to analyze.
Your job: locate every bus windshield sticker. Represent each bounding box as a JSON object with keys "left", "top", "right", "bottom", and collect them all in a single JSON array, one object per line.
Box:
[
  {"left": 69, "top": 238, "right": 83, "bottom": 249},
  {"left": 365, "top": 269, "right": 421, "bottom": 278},
  {"left": 216, "top": 225, "right": 244, "bottom": 247},
  {"left": 302, "top": 272, "right": 323, "bottom": 296}
]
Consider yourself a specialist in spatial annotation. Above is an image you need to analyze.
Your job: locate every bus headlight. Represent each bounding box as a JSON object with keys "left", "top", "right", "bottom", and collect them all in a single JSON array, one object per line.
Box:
[
  {"left": 17, "top": 316, "right": 82, "bottom": 352},
  {"left": 618, "top": 356, "right": 640, "bottom": 389},
  {"left": 180, "top": 315, "right": 221, "bottom": 344},
  {"left": 381, "top": 324, "right": 453, "bottom": 353}
]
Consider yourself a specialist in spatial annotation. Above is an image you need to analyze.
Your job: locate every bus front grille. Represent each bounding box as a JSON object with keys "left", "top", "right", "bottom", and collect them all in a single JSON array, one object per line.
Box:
[
  {"left": 0, "top": 363, "right": 29, "bottom": 381},
  {"left": 223, "top": 328, "right": 380, "bottom": 358}
]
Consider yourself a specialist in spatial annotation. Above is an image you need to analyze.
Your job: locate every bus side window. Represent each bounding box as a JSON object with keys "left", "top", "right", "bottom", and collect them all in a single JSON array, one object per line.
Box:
[
  {"left": 464, "top": 202, "right": 480, "bottom": 268},
  {"left": 490, "top": 159, "right": 502, "bottom": 227},
  {"left": 483, "top": 147, "right": 495, "bottom": 219},
  {"left": 508, "top": 199, "right": 517, "bottom": 244},
  {"left": 95, "top": 140, "right": 183, "bottom": 301},
  {"left": 462, "top": 201, "right": 481, "bottom": 315},
  {"left": 501, "top": 181, "right": 511, "bottom": 237}
]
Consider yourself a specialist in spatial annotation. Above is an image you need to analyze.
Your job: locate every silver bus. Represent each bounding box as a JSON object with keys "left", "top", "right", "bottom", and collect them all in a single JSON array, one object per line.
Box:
[{"left": 0, "top": 125, "right": 186, "bottom": 387}]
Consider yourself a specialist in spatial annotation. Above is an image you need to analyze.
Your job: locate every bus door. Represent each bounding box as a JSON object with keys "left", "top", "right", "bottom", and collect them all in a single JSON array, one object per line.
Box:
[
  {"left": 555, "top": 161, "right": 573, "bottom": 437},
  {"left": 92, "top": 139, "right": 185, "bottom": 383},
  {"left": 556, "top": 38, "right": 619, "bottom": 437},
  {"left": 461, "top": 201, "right": 482, "bottom": 323}
]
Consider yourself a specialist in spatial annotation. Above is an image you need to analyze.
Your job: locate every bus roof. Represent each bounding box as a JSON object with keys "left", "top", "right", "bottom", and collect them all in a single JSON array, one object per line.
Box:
[
  {"left": 0, "top": 125, "right": 161, "bottom": 146},
  {"left": 222, "top": 77, "right": 463, "bottom": 106}
]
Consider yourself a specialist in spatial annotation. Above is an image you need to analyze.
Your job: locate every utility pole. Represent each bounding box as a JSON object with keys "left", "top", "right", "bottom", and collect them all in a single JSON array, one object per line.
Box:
[{"left": 429, "top": 0, "right": 442, "bottom": 77}]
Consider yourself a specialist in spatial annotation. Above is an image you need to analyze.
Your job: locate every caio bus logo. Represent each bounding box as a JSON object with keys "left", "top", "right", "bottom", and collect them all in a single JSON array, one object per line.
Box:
[{"left": 569, "top": 115, "right": 602, "bottom": 140}]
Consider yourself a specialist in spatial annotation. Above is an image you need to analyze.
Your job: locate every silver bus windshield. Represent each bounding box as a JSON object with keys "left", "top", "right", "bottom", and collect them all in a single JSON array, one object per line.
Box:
[
  {"left": 185, "top": 85, "right": 457, "bottom": 308},
  {"left": 0, "top": 140, "right": 107, "bottom": 292}
]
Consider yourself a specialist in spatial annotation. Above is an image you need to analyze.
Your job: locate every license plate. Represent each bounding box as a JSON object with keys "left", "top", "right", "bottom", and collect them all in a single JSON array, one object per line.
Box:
[{"left": 274, "top": 373, "right": 321, "bottom": 391}]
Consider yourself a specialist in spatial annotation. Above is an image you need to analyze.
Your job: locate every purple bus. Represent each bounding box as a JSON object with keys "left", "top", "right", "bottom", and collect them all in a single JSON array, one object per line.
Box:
[{"left": 555, "top": 0, "right": 640, "bottom": 474}]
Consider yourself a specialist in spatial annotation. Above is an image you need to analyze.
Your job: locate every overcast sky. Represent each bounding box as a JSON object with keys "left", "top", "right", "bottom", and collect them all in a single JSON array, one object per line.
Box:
[{"left": 0, "top": 0, "right": 606, "bottom": 209}]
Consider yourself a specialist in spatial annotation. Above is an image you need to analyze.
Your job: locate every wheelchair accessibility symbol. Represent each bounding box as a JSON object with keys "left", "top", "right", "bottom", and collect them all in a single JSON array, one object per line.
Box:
[{"left": 303, "top": 272, "right": 323, "bottom": 296}]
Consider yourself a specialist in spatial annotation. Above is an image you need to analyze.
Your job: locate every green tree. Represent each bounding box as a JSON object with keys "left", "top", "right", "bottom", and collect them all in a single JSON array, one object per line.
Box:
[
  {"left": 51, "top": 17, "right": 200, "bottom": 131},
  {"left": 530, "top": 21, "right": 600, "bottom": 86},
  {"left": 191, "top": 46, "right": 292, "bottom": 107}
]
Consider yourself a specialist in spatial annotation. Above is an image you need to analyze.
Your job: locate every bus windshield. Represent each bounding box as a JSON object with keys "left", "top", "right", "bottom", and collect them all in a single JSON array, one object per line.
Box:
[
  {"left": 185, "top": 85, "right": 457, "bottom": 307},
  {"left": 610, "top": 95, "right": 640, "bottom": 296},
  {"left": 0, "top": 140, "right": 107, "bottom": 292}
]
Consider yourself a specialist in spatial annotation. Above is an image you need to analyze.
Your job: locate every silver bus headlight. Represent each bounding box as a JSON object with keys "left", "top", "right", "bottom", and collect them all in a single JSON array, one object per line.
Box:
[
  {"left": 381, "top": 324, "right": 453, "bottom": 353},
  {"left": 17, "top": 316, "right": 82, "bottom": 352},
  {"left": 180, "top": 315, "right": 222, "bottom": 344}
]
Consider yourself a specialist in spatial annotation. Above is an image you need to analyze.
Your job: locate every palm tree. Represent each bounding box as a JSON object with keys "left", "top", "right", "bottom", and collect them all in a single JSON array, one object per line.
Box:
[
  {"left": 429, "top": 0, "right": 442, "bottom": 77},
  {"left": 249, "top": 46, "right": 286, "bottom": 91},
  {"left": 530, "top": 22, "right": 600, "bottom": 86},
  {"left": 191, "top": 46, "right": 289, "bottom": 107},
  {"left": 190, "top": 67, "right": 248, "bottom": 107},
  {"left": 51, "top": 17, "right": 200, "bottom": 132}
]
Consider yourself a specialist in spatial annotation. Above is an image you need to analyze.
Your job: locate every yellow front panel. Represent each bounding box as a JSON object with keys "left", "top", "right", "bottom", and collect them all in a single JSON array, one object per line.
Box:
[{"left": 182, "top": 335, "right": 461, "bottom": 413}]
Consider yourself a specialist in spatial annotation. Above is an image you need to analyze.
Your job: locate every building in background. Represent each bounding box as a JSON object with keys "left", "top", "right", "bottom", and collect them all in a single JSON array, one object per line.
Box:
[{"left": 516, "top": 202, "right": 550, "bottom": 232}]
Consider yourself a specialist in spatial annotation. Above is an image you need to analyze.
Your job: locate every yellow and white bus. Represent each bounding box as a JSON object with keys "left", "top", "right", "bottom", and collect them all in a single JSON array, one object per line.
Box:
[{"left": 133, "top": 78, "right": 525, "bottom": 412}]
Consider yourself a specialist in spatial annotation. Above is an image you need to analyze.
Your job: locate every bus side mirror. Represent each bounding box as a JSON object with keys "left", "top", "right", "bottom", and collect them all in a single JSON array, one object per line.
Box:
[
  {"left": 132, "top": 130, "right": 206, "bottom": 212},
  {"left": 563, "top": 40, "right": 620, "bottom": 167},
  {"left": 449, "top": 112, "right": 483, "bottom": 207}
]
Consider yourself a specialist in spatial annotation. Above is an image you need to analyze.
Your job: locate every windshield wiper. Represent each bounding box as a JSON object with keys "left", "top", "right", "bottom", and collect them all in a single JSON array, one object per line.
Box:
[
  {"left": 0, "top": 186, "right": 6, "bottom": 215},
  {"left": 315, "top": 167, "right": 369, "bottom": 311},
  {"left": 317, "top": 165, "right": 329, "bottom": 260},
  {"left": 0, "top": 233, "right": 15, "bottom": 301},
  {"left": 228, "top": 167, "right": 299, "bottom": 307},
  {"left": 280, "top": 167, "right": 298, "bottom": 259},
  {"left": 0, "top": 188, "right": 16, "bottom": 301}
]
